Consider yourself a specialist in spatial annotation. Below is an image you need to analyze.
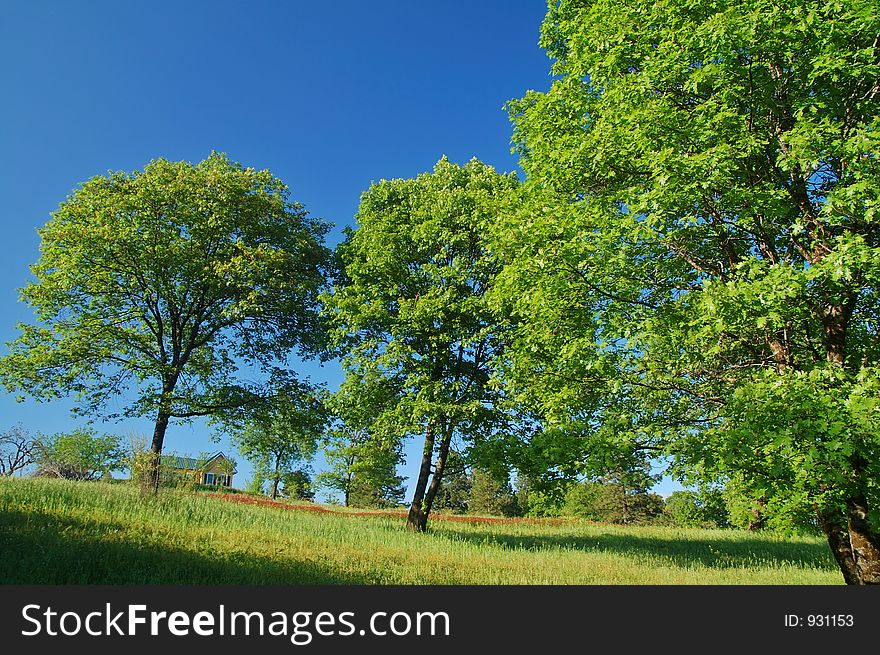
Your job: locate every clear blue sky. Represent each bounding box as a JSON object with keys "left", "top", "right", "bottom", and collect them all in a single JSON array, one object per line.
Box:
[{"left": 0, "top": 0, "right": 680, "bottom": 499}]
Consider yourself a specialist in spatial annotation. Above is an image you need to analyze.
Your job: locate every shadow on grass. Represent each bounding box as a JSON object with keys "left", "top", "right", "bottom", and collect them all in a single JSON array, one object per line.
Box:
[
  {"left": 441, "top": 528, "right": 837, "bottom": 571},
  {"left": 0, "top": 509, "right": 370, "bottom": 585}
]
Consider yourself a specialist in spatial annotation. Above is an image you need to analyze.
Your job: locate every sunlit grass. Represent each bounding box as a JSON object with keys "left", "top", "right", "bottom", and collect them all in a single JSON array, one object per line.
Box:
[{"left": 0, "top": 476, "right": 841, "bottom": 584}]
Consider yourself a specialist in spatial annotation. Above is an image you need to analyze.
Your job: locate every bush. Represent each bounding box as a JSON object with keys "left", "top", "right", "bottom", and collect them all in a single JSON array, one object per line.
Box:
[
  {"left": 564, "top": 481, "right": 664, "bottom": 525},
  {"left": 662, "top": 490, "right": 730, "bottom": 529}
]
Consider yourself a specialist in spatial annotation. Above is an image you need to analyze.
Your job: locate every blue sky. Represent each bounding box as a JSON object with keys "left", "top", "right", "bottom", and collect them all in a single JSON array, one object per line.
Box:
[{"left": 0, "top": 1, "right": 680, "bottom": 499}]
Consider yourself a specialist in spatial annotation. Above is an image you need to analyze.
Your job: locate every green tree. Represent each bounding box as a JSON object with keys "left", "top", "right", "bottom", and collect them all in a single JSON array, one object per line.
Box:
[
  {"left": 431, "top": 450, "right": 472, "bottom": 514},
  {"left": 281, "top": 469, "right": 315, "bottom": 501},
  {"left": 34, "top": 428, "right": 124, "bottom": 481},
  {"left": 468, "top": 468, "right": 518, "bottom": 517},
  {"left": 325, "top": 157, "right": 518, "bottom": 531},
  {"left": 564, "top": 480, "right": 664, "bottom": 525},
  {"left": 316, "top": 373, "right": 405, "bottom": 508},
  {"left": 245, "top": 467, "right": 267, "bottom": 496},
  {"left": 0, "top": 153, "right": 330, "bottom": 491},
  {"left": 228, "top": 381, "right": 327, "bottom": 500},
  {"left": 663, "top": 490, "right": 731, "bottom": 529},
  {"left": 500, "top": 0, "right": 880, "bottom": 583},
  {"left": 512, "top": 471, "right": 565, "bottom": 518}
]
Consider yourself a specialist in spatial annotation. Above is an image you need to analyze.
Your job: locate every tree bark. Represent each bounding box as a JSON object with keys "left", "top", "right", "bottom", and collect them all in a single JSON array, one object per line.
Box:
[
  {"left": 422, "top": 422, "right": 453, "bottom": 526},
  {"left": 747, "top": 498, "right": 767, "bottom": 532},
  {"left": 818, "top": 509, "right": 860, "bottom": 585},
  {"left": 822, "top": 301, "right": 853, "bottom": 366},
  {"left": 148, "top": 376, "right": 178, "bottom": 494},
  {"left": 406, "top": 421, "right": 436, "bottom": 532},
  {"left": 271, "top": 455, "right": 281, "bottom": 500},
  {"left": 149, "top": 410, "right": 170, "bottom": 494},
  {"left": 846, "top": 494, "right": 880, "bottom": 584}
]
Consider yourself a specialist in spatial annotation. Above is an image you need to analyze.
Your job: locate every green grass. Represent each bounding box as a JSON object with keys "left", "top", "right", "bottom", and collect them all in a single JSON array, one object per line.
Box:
[{"left": 0, "top": 476, "right": 842, "bottom": 584}]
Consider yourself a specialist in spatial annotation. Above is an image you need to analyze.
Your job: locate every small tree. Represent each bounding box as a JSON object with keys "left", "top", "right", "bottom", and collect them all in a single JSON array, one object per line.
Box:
[
  {"left": 468, "top": 469, "right": 518, "bottom": 517},
  {"left": 430, "top": 450, "right": 471, "bottom": 514},
  {"left": 0, "top": 424, "right": 36, "bottom": 476},
  {"left": 228, "top": 381, "right": 327, "bottom": 500},
  {"left": 317, "top": 373, "right": 405, "bottom": 508},
  {"left": 34, "top": 428, "right": 124, "bottom": 481},
  {"left": 565, "top": 481, "right": 664, "bottom": 525},
  {"left": 245, "top": 467, "right": 268, "bottom": 496},
  {"left": 281, "top": 469, "right": 315, "bottom": 501}
]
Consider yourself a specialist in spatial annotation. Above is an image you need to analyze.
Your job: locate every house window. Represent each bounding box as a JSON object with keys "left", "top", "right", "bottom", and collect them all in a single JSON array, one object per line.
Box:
[{"left": 204, "top": 473, "right": 215, "bottom": 485}]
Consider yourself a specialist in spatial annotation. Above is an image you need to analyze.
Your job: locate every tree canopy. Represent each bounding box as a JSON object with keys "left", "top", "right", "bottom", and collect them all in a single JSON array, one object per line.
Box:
[
  {"left": 497, "top": 0, "right": 880, "bottom": 583},
  {"left": 324, "top": 157, "right": 519, "bottom": 530},
  {"left": 0, "top": 153, "right": 330, "bottom": 488}
]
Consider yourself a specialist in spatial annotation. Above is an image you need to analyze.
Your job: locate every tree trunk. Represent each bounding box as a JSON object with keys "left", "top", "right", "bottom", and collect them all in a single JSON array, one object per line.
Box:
[
  {"left": 818, "top": 509, "right": 860, "bottom": 585},
  {"left": 817, "top": 301, "right": 880, "bottom": 583},
  {"left": 271, "top": 455, "right": 281, "bottom": 500},
  {"left": 847, "top": 494, "right": 880, "bottom": 584},
  {"left": 822, "top": 301, "right": 853, "bottom": 366},
  {"left": 422, "top": 423, "right": 453, "bottom": 524},
  {"left": 148, "top": 377, "right": 177, "bottom": 494},
  {"left": 747, "top": 498, "right": 766, "bottom": 531},
  {"left": 149, "top": 410, "right": 170, "bottom": 494},
  {"left": 406, "top": 422, "right": 436, "bottom": 532}
]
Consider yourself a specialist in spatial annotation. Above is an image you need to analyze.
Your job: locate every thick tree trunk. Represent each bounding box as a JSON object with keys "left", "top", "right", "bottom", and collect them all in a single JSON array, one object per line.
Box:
[
  {"left": 422, "top": 423, "right": 453, "bottom": 525},
  {"left": 847, "top": 494, "right": 880, "bottom": 584},
  {"left": 817, "top": 300, "right": 879, "bottom": 583},
  {"left": 818, "top": 509, "right": 860, "bottom": 585},
  {"left": 822, "top": 302, "right": 853, "bottom": 366},
  {"left": 406, "top": 422, "right": 436, "bottom": 532},
  {"left": 818, "top": 502, "right": 880, "bottom": 585}
]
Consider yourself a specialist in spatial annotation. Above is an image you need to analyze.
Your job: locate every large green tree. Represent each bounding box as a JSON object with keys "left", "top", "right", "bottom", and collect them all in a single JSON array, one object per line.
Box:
[
  {"left": 325, "top": 157, "right": 518, "bottom": 531},
  {"left": 499, "top": 0, "right": 880, "bottom": 583},
  {"left": 0, "top": 153, "right": 329, "bottom": 489}
]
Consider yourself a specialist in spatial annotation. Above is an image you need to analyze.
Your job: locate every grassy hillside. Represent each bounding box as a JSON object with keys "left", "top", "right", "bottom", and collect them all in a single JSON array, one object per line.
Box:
[{"left": 0, "top": 477, "right": 841, "bottom": 584}]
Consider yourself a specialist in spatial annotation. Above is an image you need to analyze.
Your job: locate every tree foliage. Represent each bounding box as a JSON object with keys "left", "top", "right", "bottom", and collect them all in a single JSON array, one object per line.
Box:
[
  {"left": 499, "top": 0, "right": 880, "bottom": 583},
  {"left": 468, "top": 469, "right": 519, "bottom": 517},
  {"left": 0, "top": 153, "right": 330, "bottom": 489},
  {"left": 227, "top": 380, "right": 327, "bottom": 500},
  {"left": 663, "top": 489, "right": 731, "bottom": 529},
  {"left": 316, "top": 369, "right": 405, "bottom": 508},
  {"left": 280, "top": 469, "right": 315, "bottom": 502},
  {"left": 34, "top": 428, "right": 124, "bottom": 481},
  {"left": 325, "top": 157, "right": 519, "bottom": 530},
  {"left": 564, "top": 481, "right": 664, "bottom": 525}
]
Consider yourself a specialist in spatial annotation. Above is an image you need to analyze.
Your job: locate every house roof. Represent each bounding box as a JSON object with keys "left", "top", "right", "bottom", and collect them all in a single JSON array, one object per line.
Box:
[{"left": 162, "top": 451, "right": 234, "bottom": 472}]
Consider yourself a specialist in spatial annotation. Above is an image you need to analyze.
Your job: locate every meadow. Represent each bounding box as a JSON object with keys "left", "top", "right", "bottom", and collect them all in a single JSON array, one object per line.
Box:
[{"left": 0, "top": 476, "right": 841, "bottom": 585}]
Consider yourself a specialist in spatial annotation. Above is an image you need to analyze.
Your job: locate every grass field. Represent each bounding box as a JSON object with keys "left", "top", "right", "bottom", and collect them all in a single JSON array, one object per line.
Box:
[{"left": 0, "top": 476, "right": 842, "bottom": 584}]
